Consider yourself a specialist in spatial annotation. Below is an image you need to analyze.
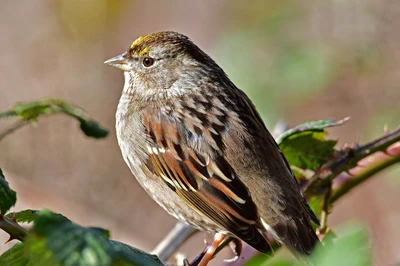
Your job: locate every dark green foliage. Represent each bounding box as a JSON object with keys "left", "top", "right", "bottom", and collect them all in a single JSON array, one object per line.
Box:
[
  {"left": 243, "top": 226, "right": 371, "bottom": 266},
  {"left": 6, "top": 210, "right": 39, "bottom": 224},
  {"left": 280, "top": 131, "right": 337, "bottom": 171},
  {"left": 305, "top": 195, "right": 323, "bottom": 217},
  {"left": 0, "top": 169, "right": 17, "bottom": 214},
  {"left": 276, "top": 118, "right": 349, "bottom": 145},
  {"left": 310, "top": 226, "right": 371, "bottom": 266},
  {"left": 0, "top": 211, "right": 163, "bottom": 266},
  {"left": 79, "top": 120, "right": 109, "bottom": 139},
  {"left": 0, "top": 243, "right": 29, "bottom": 266},
  {"left": 277, "top": 119, "right": 348, "bottom": 172}
]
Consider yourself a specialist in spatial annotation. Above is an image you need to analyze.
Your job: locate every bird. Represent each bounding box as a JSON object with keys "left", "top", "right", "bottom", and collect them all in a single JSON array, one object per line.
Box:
[{"left": 104, "top": 31, "right": 320, "bottom": 265}]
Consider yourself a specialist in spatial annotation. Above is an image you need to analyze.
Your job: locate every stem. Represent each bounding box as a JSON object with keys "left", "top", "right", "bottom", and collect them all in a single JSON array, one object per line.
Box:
[
  {"left": 318, "top": 182, "right": 332, "bottom": 234},
  {"left": 330, "top": 154, "right": 400, "bottom": 202},
  {"left": 0, "top": 120, "right": 29, "bottom": 141},
  {"left": 151, "top": 222, "right": 196, "bottom": 262},
  {"left": 0, "top": 110, "right": 17, "bottom": 119},
  {"left": 303, "top": 127, "right": 400, "bottom": 192},
  {"left": 0, "top": 214, "right": 28, "bottom": 242}
]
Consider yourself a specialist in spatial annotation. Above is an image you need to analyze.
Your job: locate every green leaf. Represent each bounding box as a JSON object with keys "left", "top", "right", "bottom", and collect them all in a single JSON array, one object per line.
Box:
[
  {"left": 243, "top": 253, "right": 296, "bottom": 266},
  {"left": 109, "top": 241, "right": 163, "bottom": 266},
  {"left": 265, "top": 260, "right": 297, "bottom": 266},
  {"left": 6, "top": 210, "right": 39, "bottom": 223},
  {"left": 53, "top": 101, "right": 109, "bottom": 139},
  {"left": 25, "top": 235, "right": 60, "bottom": 266},
  {"left": 0, "top": 168, "right": 17, "bottom": 214},
  {"left": 321, "top": 229, "right": 337, "bottom": 246},
  {"left": 311, "top": 225, "right": 372, "bottom": 266},
  {"left": 276, "top": 118, "right": 349, "bottom": 145},
  {"left": 276, "top": 118, "right": 349, "bottom": 172},
  {"left": 78, "top": 119, "right": 109, "bottom": 139},
  {"left": 241, "top": 253, "right": 268, "bottom": 266},
  {"left": 279, "top": 131, "right": 337, "bottom": 171},
  {"left": 32, "top": 211, "right": 112, "bottom": 266},
  {"left": 0, "top": 243, "right": 29, "bottom": 266},
  {"left": 0, "top": 99, "right": 108, "bottom": 139},
  {"left": 12, "top": 210, "right": 164, "bottom": 266}
]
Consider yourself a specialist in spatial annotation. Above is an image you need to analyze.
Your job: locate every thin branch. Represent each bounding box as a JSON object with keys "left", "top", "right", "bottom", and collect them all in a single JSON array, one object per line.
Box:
[
  {"left": 318, "top": 181, "right": 332, "bottom": 235},
  {"left": 0, "top": 110, "right": 17, "bottom": 119},
  {"left": 0, "top": 214, "right": 28, "bottom": 242},
  {"left": 331, "top": 145, "right": 400, "bottom": 202},
  {"left": 0, "top": 98, "right": 108, "bottom": 141},
  {"left": 0, "top": 120, "right": 29, "bottom": 142},
  {"left": 303, "top": 127, "right": 400, "bottom": 193},
  {"left": 152, "top": 222, "right": 196, "bottom": 262}
]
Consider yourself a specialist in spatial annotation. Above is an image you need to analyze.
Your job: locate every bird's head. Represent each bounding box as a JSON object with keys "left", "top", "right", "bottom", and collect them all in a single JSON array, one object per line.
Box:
[{"left": 105, "top": 31, "right": 224, "bottom": 102}]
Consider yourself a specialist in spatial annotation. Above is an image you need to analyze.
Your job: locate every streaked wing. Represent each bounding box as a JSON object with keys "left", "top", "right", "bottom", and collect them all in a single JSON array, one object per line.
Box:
[
  {"left": 229, "top": 88, "right": 320, "bottom": 254},
  {"left": 140, "top": 107, "right": 270, "bottom": 253}
]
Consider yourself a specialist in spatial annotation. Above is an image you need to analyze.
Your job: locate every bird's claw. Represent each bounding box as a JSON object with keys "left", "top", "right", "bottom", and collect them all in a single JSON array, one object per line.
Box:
[{"left": 223, "top": 238, "right": 242, "bottom": 263}]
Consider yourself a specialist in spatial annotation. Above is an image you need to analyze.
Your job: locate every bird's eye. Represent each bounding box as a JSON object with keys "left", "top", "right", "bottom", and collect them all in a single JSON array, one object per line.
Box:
[{"left": 142, "top": 57, "right": 154, "bottom": 67}]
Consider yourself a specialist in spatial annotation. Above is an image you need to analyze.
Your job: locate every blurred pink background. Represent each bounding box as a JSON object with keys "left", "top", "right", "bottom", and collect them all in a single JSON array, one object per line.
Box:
[{"left": 0, "top": 1, "right": 399, "bottom": 265}]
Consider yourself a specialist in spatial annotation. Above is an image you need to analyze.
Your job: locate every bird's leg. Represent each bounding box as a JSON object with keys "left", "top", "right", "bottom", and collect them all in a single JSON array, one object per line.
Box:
[
  {"left": 185, "top": 233, "right": 227, "bottom": 266},
  {"left": 197, "top": 233, "right": 226, "bottom": 266},
  {"left": 185, "top": 233, "right": 235, "bottom": 266},
  {"left": 184, "top": 244, "right": 208, "bottom": 266}
]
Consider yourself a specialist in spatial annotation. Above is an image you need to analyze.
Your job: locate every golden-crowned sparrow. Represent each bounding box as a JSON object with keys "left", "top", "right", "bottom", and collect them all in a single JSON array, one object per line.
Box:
[{"left": 105, "top": 31, "right": 319, "bottom": 265}]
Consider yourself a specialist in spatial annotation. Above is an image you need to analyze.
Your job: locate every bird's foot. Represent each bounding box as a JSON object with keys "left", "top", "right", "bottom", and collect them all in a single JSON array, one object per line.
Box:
[{"left": 183, "top": 233, "right": 227, "bottom": 266}]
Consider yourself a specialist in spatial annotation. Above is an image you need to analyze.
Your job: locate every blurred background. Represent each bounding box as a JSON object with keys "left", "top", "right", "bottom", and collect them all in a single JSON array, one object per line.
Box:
[{"left": 0, "top": 0, "right": 399, "bottom": 265}]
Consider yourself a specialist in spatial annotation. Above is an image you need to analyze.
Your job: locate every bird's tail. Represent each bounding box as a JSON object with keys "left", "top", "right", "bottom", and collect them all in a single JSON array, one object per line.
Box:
[
  {"left": 260, "top": 216, "right": 319, "bottom": 262},
  {"left": 275, "top": 219, "right": 319, "bottom": 253}
]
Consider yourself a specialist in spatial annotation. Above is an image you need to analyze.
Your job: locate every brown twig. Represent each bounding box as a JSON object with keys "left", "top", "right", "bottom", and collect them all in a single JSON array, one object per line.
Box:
[
  {"left": 152, "top": 222, "right": 196, "bottom": 262},
  {"left": 330, "top": 142, "right": 400, "bottom": 202},
  {"left": 0, "top": 214, "right": 28, "bottom": 242},
  {"left": 303, "top": 127, "right": 400, "bottom": 193}
]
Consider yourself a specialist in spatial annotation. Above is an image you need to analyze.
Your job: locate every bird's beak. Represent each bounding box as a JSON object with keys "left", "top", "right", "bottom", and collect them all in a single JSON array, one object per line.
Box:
[{"left": 104, "top": 52, "right": 132, "bottom": 71}]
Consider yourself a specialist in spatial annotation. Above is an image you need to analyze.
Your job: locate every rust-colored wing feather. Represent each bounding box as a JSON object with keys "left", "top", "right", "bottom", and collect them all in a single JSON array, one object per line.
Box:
[{"left": 141, "top": 107, "right": 271, "bottom": 253}]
